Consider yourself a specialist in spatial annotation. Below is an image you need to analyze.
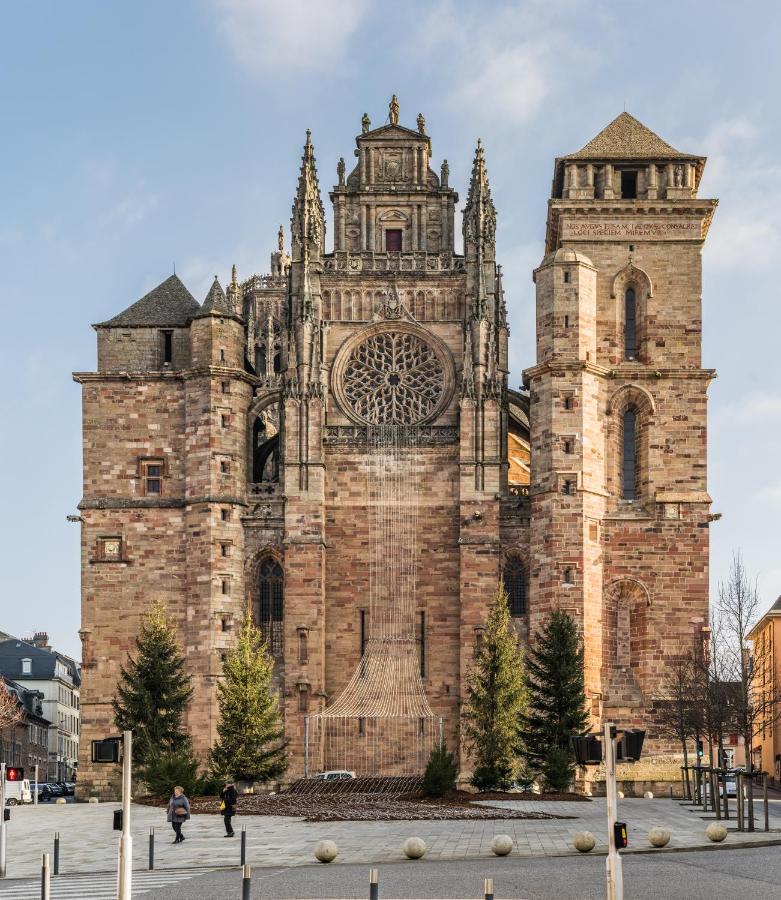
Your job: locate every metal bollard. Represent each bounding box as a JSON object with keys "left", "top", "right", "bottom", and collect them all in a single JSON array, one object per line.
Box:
[
  {"left": 149, "top": 827, "right": 155, "bottom": 870},
  {"left": 241, "top": 863, "right": 251, "bottom": 900},
  {"left": 53, "top": 832, "right": 59, "bottom": 876},
  {"left": 484, "top": 877, "right": 495, "bottom": 900},
  {"left": 764, "top": 774, "right": 770, "bottom": 832},
  {"left": 241, "top": 825, "right": 247, "bottom": 866},
  {"left": 736, "top": 773, "right": 744, "bottom": 831},
  {"left": 369, "top": 867, "right": 379, "bottom": 900},
  {"left": 41, "top": 853, "right": 50, "bottom": 900}
]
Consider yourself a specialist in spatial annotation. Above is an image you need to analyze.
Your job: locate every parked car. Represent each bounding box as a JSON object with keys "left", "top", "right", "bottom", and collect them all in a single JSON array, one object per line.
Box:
[
  {"left": 56, "top": 782, "right": 74, "bottom": 796},
  {"left": 313, "top": 770, "right": 356, "bottom": 781},
  {"left": 45, "top": 782, "right": 65, "bottom": 798},
  {"left": 63, "top": 782, "right": 76, "bottom": 796},
  {"left": 35, "top": 784, "right": 53, "bottom": 802},
  {"left": 4, "top": 779, "right": 32, "bottom": 805}
]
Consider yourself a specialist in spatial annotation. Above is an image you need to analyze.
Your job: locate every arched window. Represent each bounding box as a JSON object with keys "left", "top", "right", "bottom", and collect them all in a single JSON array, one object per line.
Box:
[
  {"left": 255, "top": 343, "right": 267, "bottom": 377},
  {"left": 624, "top": 288, "right": 637, "bottom": 359},
  {"left": 257, "top": 558, "right": 284, "bottom": 657},
  {"left": 253, "top": 416, "right": 279, "bottom": 483},
  {"left": 622, "top": 408, "right": 637, "bottom": 500},
  {"left": 503, "top": 556, "right": 527, "bottom": 617}
]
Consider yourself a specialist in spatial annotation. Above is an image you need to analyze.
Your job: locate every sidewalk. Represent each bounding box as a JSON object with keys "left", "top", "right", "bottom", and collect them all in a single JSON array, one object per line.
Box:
[{"left": 1, "top": 798, "right": 779, "bottom": 879}]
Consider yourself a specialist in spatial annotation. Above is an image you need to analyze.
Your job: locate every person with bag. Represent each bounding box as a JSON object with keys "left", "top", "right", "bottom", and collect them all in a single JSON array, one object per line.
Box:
[
  {"left": 166, "top": 785, "right": 190, "bottom": 843},
  {"left": 219, "top": 781, "right": 238, "bottom": 837}
]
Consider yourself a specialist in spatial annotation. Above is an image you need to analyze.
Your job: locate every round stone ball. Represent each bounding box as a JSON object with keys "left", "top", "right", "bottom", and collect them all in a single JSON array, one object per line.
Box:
[
  {"left": 643, "top": 791, "right": 654, "bottom": 799},
  {"left": 314, "top": 840, "right": 338, "bottom": 863},
  {"left": 88, "top": 797, "right": 100, "bottom": 804},
  {"left": 574, "top": 831, "right": 596, "bottom": 853},
  {"left": 403, "top": 837, "right": 427, "bottom": 859},
  {"left": 648, "top": 827, "right": 670, "bottom": 848},
  {"left": 617, "top": 791, "right": 625, "bottom": 800},
  {"left": 706, "top": 823, "right": 728, "bottom": 843},
  {"left": 55, "top": 797, "right": 67, "bottom": 805},
  {"left": 491, "top": 834, "right": 513, "bottom": 856}
]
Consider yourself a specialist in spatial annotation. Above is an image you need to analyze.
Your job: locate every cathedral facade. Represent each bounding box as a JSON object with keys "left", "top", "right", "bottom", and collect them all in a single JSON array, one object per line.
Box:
[{"left": 74, "top": 104, "right": 717, "bottom": 796}]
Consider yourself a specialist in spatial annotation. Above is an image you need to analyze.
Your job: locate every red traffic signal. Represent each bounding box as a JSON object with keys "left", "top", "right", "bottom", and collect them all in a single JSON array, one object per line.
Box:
[
  {"left": 614, "top": 821, "right": 629, "bottom": 849},
  {"left": 5, "top": 767, "right": 24, "bottom": 781}
]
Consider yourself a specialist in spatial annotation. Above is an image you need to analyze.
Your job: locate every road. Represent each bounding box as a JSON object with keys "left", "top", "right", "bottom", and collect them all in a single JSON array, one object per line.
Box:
[{"left": 132, "top": 845, "right": 780, "bottom": 899}]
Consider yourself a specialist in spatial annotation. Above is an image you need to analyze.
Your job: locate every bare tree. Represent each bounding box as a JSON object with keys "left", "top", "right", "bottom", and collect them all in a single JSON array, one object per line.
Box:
[
  {"left": 717, "top": 551, "right": 777, "bottom": 830},
  {"left": 653, "top": 654, "right": 698, "bottom": 798},
  {"left": 0, "top": 678, "right": 23, "bottom": 732}
]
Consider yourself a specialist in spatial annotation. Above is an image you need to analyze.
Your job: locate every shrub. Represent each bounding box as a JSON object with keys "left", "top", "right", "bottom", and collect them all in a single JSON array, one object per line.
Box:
[
  {"left": 422, "top": 743, "right": 458, "bottom": 797},
  {"left": 139, "top": 746, "right": 216, "bottom": 798}
]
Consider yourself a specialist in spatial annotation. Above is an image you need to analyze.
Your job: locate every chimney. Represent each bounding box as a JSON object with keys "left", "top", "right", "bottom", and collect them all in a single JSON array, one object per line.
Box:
[{"left": 29, "top": 632, "right": 50, "bottom": 650}]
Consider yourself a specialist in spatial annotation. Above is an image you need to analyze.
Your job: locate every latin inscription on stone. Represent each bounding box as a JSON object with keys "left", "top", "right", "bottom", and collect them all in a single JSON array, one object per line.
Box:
[{"left": 561, "top": 218, "right": 701, "bottom": 240}]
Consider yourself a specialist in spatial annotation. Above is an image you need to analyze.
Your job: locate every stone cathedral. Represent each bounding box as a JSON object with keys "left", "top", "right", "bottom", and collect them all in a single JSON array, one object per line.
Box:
[{"left": 75, "top": 102, "right": 717, "bottom": 796}]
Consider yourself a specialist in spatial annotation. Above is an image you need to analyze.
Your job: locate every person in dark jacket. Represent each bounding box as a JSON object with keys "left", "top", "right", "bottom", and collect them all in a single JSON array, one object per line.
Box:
[
  {"left": 166, "top": 786, "right": 190, "bottom": 843},
  {"left": 220, "top": 782, "right": 238, "bottom": 837}
]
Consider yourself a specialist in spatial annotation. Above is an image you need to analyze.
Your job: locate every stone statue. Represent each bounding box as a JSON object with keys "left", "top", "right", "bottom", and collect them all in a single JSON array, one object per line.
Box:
[
  {"left": 278, "top": 225, "right": 284, "bottom": 252},
  {"left": 674, "top": 164, "right": 684, "bottom": 188},
  {"left": 389, "top": 95, "right": 400, "bottom": 126},
  {"left": 337, "top": 157, "right": 345, "bottom": 186},
  {"left": 441, "top": 159, "right": 449, "bottom": 188},
  {"left": 417, "top": 112, "right": 426, "bottom": 135},
  {"left": 361, "top": 112, "right": 370, "bottom": 134}
]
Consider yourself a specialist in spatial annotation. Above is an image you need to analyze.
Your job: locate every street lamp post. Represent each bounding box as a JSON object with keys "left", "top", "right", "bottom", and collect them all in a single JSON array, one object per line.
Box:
[
  {"left": 117, "top": 731, "right": 132, "bottom": 900},
  {"left": 604, "top": 723, "right": 623, "bottom": 900}
]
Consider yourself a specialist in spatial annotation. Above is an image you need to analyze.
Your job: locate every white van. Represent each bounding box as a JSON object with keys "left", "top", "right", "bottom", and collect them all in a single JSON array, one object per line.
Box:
[{"left": 4, "top": 779, "right": 32, "bottom": 805}]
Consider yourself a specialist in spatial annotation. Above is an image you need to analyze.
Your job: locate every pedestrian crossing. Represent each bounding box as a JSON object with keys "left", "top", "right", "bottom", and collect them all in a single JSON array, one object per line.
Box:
[{"left": 0, "top": 868, "right": 206, "bottom": 898}]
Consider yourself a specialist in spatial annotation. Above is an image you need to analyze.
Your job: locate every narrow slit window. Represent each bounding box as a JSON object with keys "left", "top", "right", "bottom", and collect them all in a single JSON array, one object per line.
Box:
[
  {"left": 503, "top": 556, "right": 527, "bottom": 617},
  {"left": 162, "top": 330, "right": 173, "bottom": 364},
  {"left": 624, "top": 288, "right": 637, "bottom": 359},
  {"left": 298, "top": 630, "right": 308, "bottom": 664},
  {"left": 563, "top": 568, "right": 574, "bottom": 586},
  {"left": 622, "top": 408, "right": 638, "bottom": 500},
  {"left": 563, "top": 270, "right": 571, "bottom": 284}
]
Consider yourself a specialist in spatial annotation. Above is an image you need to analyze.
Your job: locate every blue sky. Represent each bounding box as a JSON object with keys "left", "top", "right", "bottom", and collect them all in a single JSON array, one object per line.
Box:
[{"left": 1, "top": 0, "right": 780, "bottom": 660}]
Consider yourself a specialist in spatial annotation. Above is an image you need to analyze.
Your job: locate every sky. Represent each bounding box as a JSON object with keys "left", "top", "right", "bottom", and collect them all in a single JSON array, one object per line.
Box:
[{"left": 1, "top": 0, "right": 780, "bottom": 661}]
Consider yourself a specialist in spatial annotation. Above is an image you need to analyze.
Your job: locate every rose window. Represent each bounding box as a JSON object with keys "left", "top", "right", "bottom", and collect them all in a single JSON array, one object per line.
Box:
[{"left": 341, "top": 330, "right": 446, "bottom": 425}]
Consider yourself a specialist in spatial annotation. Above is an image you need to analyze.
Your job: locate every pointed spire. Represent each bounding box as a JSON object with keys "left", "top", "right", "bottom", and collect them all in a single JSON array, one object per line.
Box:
[
  {"left": 496, "top": 264, "right": 507, "bottom": 328},
  {"left": 195, "top": 276, "right": 238, "bottom": 319},
  {"left": 291, "top": 130, "right": 325, "bottom": 260},
  {"left": 463, "top": 138, "right": 497, "bottom": 254},
  {"left": 231, "top": 264, "right": 238, "bottom": 287}
]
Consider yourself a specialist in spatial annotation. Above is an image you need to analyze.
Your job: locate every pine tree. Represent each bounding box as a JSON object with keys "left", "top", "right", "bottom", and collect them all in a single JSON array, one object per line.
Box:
[
  {"left": 462, "top": 584, "right": 527, "bottom": 791},
  {"left": 521, "top": 609, "right": 588, "bottom": 792},
  {"left": 112, "top": 600, "right": 193, "bottom": 765},
  {"left": 209, "top": 614, "right": 287, "bottom": 783}
]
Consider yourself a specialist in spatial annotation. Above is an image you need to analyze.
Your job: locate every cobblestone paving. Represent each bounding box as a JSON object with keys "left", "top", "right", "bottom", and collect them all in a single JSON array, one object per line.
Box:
[{"left": 2, "top": 798, "right": 779, "bottom": 879}]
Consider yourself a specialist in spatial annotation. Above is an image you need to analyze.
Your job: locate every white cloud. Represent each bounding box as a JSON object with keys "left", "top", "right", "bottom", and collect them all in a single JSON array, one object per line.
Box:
[
  {"left": 412, "top": 1, "right": 595, "bottom": 125},
  {"left": 210, "top": 0, "right": 368, "bottom": 72},
  {"left": 699, "top": 116, "right": 781, "bottom": 272}
]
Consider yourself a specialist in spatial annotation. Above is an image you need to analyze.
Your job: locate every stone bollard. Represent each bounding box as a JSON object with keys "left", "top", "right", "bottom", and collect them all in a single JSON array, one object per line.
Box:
[
  {"left": 617, "top": 791, "right": 625, "bottom": 800},
  {"left": 643, "top": 791, "right": 654, "bottom": 799},
  {"left": 491, "top": 834, "right": 513, "bottom": 856},
  {"left": 314, "top": 840, "right": 338, "bottom": 863},
  {"left": 573, "top": 831, "right": 595, "bottom": 853},
  {"left": 403, "top": 837, "right": 427, "bottom": 859},
  {"left": 648, "top": 827, "right": 670, "bottom": 848},
  {"left": 706, "top": 823, "right": 728, "bottom": 843},
  {"left": 88, "top": 797, "right": 100, "bottom": 804},
  {"left": 55, "top": 798, "right": 67, "bottom": 805}
]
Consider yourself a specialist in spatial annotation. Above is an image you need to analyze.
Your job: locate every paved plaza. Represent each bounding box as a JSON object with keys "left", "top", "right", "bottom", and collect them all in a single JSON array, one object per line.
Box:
[{"left": 1, "top": 797, "right": 779, "bottom": 881}]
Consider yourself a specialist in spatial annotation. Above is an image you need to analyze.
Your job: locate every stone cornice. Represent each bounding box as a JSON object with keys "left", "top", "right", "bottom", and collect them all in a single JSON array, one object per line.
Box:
[
  {"left": 523, "top": 360, "right": 717, "bottom": 383},
  {"left": 73, "top": 366, "right": 259, "bottom": 387},
  {"left": 79, "top": 496, "right": 248, "bottom": 510}
]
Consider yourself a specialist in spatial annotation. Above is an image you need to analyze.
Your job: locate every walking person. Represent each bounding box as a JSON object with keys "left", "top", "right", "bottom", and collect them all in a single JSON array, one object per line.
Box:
[
  {"left": 220, "top": 781, "right": 238, "bottom": 837},
  {"left": 167, "top": 785, "right": 190, "bottom": 843}
]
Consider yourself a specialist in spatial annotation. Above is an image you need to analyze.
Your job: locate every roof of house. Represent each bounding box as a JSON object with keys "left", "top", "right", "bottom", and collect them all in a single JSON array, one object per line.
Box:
[
  {"left": 0, "top": 639, "right": 81, "bottom": 687},
  {"left": 1, "top": 676, "right": 50, "bottom": 726},
  {"left": 562, "top": 112, "right": 698, "bottom": 161},
  {"left": 94, "top": 274, "right": 200, "bottom": 328}
]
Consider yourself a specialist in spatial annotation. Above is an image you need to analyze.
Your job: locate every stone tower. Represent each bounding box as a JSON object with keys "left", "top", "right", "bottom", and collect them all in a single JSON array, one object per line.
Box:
[{"left": 525, "top": 112, "right": 717, "bottom": 784}]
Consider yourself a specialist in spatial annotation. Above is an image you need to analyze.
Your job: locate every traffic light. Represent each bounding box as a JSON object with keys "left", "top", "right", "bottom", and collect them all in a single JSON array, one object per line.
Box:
[
  {"left": 92, "top": 739, "right": 121, "bottom": 763},
  {"left": 571, "top": 734, "right": 603, "bottom": 765},
  {"left": 614, "top": 821, "right": 628, "bottom": 849},
  {"left": 113, "top": 810, "right": 123, "bottom": 831},
  {"left": 697, "top": 740, "right": 704, "bottom": 760},
  {"left": 5, "top": 767, "right": 24, "bottom": 781}
]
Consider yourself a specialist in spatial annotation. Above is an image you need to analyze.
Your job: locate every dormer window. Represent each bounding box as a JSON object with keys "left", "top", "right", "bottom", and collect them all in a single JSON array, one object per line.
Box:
[
  {"left": 385, "top": 229, "right": 402, "bottom": 252},
  {"left": 621, "top": 170, "right": 637, "bottom": 199},
  {"left": 21, "top": 658, "right": 31, "bottom": 675}
]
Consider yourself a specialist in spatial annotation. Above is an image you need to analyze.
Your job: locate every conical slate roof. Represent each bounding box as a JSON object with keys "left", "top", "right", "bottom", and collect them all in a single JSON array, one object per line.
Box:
[
  {"left": 563, "top": 112, "right": 696, "bottom": 160},
  {"left": 194, "top": 276, "right": 236, "bottom": 318},
  {"left": 95, "top": 274, "right": 199, "bottom": 328}
]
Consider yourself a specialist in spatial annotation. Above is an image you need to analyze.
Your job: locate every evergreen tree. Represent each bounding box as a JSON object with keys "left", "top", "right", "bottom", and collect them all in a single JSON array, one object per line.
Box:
[
  {"left": 422, "top": 743, "right": 458, "bottom": 798},
  {"left": 209, "top": 614, "right": 287, "bottom": 783},
  {"left": 521, "top": 609, "right": 588, "bottom": 792},
  {"left": 462, "top": 585, "right": 527, "bottom": 791},
  {"left": 112, "top": 600, "right": 192, "bottom": 765}
]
